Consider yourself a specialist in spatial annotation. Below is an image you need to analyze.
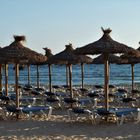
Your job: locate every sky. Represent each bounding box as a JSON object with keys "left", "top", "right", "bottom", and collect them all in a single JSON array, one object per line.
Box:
[{"left": 0, "top": 0, "right": 140, "bottom": 55}]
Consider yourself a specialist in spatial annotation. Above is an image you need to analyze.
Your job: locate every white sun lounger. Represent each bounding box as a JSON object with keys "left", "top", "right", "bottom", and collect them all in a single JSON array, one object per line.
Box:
[
  {"left": 5, "top": 105, "right": 52, "bottom": 120},
  {"left": 67, "top": 107, "right": 95, "bottom": 124},
  {"left": 95, "top": 107, "right": 140, "bottom": 125},
  {"left": 21, "top": 105, "right": 52, "bottom": 120}
]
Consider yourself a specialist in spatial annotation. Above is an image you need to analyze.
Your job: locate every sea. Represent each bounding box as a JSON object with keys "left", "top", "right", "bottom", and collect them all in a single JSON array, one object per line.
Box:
[{"left": 2, "top": 64, "right": 140, "bottom": 87}]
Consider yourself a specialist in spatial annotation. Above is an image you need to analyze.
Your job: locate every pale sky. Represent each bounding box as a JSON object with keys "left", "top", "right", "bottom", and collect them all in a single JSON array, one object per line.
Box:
[{"left": 0, "top": 0, "right": 140, "bottom": 55}]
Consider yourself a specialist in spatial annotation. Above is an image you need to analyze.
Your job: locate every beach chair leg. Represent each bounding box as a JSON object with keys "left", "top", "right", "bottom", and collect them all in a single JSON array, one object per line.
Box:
[
  {"left": 48, "top": 107, "right": 52, "bottom": 119},
  {"left": 117, "top": 115, "right": 124, "bottom": 125},
  {"left": 28, "top": 111, "right": 33, "bottom": 120},
  {"left": 58, "top": 103, "right": 63, "bottom": 110},
  {"left": 32, "top": 99, "right": 36, "bottom": 106},
  {"left": 67, "top": 109, "right": 72, "bottom": 123},
  {"left": 89, "top": 113, "right": 95, "bottom": 125},
  {"left": 135, "top": 111, "right": 140, "bottom": 123},
  {"left": 93, "top": 113, "right": 97, "bottom": 124},
  {"left": 40, "top": 110, "right": 46, "bottom": 119}
]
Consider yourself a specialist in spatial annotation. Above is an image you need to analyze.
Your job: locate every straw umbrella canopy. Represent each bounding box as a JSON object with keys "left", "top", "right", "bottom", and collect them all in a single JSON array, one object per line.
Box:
[
  {"left": 43, "top": 47, "right": 71, "bottom": 90},
  {"left": 0, "top": 35, "right": 47, "bottom": 109},
  {"left": 119, "top": 49, "right": 140, "bottom": 91},
  {"left": 74, "top": 27, "right": 138, "bottom": 110},
  {"left": 48, "top": 43, "right": 79, "bottom": 64},
  {"left": 25, "top": 49, "right": 47, "bottom": 86}
]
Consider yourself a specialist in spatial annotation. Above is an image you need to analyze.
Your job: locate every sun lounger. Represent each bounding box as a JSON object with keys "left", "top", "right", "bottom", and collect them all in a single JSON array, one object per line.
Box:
[
  {"left": 63, "top": 97, "right": 78, "bottom": 108},
  {"left": 21, "top": 105, "right": 52, "bottom": 120},
  {"left": 44, "top": 91, "right": 56, "bottom": 96},
  {"left": 112, "top": 108, "right": 140, "bottom": 125},
  {"left": 78, "top": 98, "right": 97, "bottom": 109},
  {"left": 31, "top": 90, "right": 42, "bottom": 96},
  {"left": 23, "top": 84, "right": 33, "bottom": 91},
  {"left": 67, "top": 107, "right": 95, "bottom": 124},
  {"left": 131, "top": 89, "right": 140, "bottom": 94},
  {"left": 52, "top": 85, "right": 61, "bottom": 89},
  {"left": 109, "top": 85, "right": 116, "bottom": 89},
  {"left": 79, "top": 88, "right": 89, "bottom": 95},
  {"left": 5, "top": 105, "right": 52, "bottom": 120},
  {"left": 0, "top": 95, "right": 10, "bottom": 104},
  {"left": 44, "top": 96, "right": 62, "bottom": 108},
  {"left": 117, "top": 97, "right": 137, "bottom": 108},
  {"left": 78, "top": 98, "right": 92, "bottom": 106},
  {"left": 10, "top": 95, "right": 38, "bottom": 106},
  {"left": 117, "top": 88, "right": 128, "bottom": 93},
  {"left": 94, "top": 85, "right": 103, "bottom": 89},
  {"left": 34, "top": 87, "right": 45, "bottom": 92},
  {"left": 122, "top": 98, "right": 136, "bottom": 103},
  {"left": 95, "top": 107, "right": 140, "bottom": 125},
  {"left": 5, "top": 105, "right": 22, "bottom": 118},
  {"left": 55, "top": 92, "right": 70, "bottom": 98}
]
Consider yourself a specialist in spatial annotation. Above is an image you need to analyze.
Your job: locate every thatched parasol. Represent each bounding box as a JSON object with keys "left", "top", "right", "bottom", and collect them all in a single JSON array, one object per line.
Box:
[
  {"left": 47, "top": 43, "right": 79, "bottom": 65},
  {"left": 77, "top": 55, "right": 92, "bottom": 89},
  {"left": 74, "top": 27, "right": 139, "bottom": 110},
  {"left": 0, "top": 35, "right": 47, "bottom": 109},
  {"left": 92, "top": 54, "right": 121, "bottom": 89},
  {"left": 74, "top": 27, "right": 136, "bottom": 55},
  {"left": 47, "top": 43, "right": 81, "bottom": 98},
  {"left": 119, "top": 47, "right": 140, "bottom": 91},
  {"left": 47, "top": 43, "right": 93, "bottom": 95},
  {"left": 43, "top": 47, "right": 53, "bottom": 93},
  {"left": 0, "top": 48, "right": 3, "bottom": 92},
  {"left": 27, "top": 51, "right": 47, "bottom": 89},
  {"left": 0, "top": 64, "right": 2, "bottom": 92},
  {"left": 29, "top": 53, "right": 47, "bottom": 89},
  {"left": 26, "top": 51, "right": 47, "bottom": 87}
]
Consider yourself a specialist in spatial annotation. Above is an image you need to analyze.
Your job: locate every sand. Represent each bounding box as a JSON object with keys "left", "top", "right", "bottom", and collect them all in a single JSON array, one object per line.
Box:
[{"left": 0, "top": 109, "right": 140, "bottom": 140}]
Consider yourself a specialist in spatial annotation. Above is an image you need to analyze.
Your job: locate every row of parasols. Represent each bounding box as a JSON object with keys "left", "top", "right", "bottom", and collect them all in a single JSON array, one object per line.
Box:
[{"left": 1, "top": 27, "right": 140, "bottom": 111}]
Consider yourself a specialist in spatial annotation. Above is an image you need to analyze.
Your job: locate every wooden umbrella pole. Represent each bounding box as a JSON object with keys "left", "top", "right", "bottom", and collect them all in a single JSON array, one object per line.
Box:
[
  {"left": 81, "top": 63, "right": 84, "bottom": 89},
  {"left": 37, "top": 65, "right": 39, "bottom": 88},
  {"left": 15, "top": 63, "right": 19, "bottom": 108},
  {"left": 27, "top": 65, "right": 30, "bottom": 85},
  {"left": 68, "top": 64, "right": 73, "bottom": 98},
  {"left": 48, "top": 64, "right": 52, "bottom": 92},
  {"left": 5, "top": 64, "right": 8, "bottom": 96},
  {"left": 104, "top": 54, "right": 109, "bottom": 111},
  {"left": 131, "top": 64, "right": 134, "bottom": 91},
  {"left": 0, "top": 64, "right": 2, "bottom": 92}
]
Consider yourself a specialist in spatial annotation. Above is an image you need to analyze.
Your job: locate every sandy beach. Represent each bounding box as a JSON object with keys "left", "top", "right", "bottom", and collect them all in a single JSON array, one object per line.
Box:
[
  {"left": 0, "top": 108, "right": 140, "bottom": 140},
  {"left": 0, "top": 83, "right": 139, "bottom": 140}
]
